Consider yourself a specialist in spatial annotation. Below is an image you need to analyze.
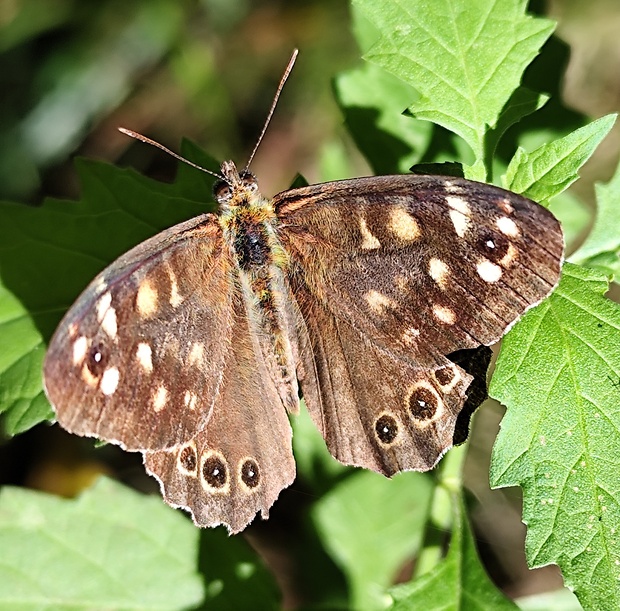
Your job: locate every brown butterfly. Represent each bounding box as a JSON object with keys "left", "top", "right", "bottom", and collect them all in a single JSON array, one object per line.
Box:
[{"left": 43, "top": 52, "right": 564, "bottom": 533}]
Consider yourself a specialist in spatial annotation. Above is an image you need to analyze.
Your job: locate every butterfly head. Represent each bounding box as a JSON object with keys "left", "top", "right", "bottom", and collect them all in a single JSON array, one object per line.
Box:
[{"left": 213, "top": 161, "right": 260, "bottom": 212}]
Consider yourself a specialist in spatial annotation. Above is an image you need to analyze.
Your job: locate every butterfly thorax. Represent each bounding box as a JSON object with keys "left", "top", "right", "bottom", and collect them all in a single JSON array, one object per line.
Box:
[{"left": 215, "top": 161, "right": 299, "bottom": 413}]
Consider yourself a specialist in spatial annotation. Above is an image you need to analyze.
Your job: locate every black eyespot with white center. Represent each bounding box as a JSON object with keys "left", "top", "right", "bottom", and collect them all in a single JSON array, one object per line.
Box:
[
  {"left": 435, "top": 366, "right": 455, "bottom": 387},
  {"left": 375, "top": 414, "right": 399, "bottom": 444},
  {"left": 202, "top": 455, "right": 228, "bottom": 488},
  {"left": 408, "top": 387, "right": 438, "bottom": 420},
  {"left": 86, "top": 341, "right": 109, "bottom": 377},
  {"left": 476, "top": 231, "right": 510, "bottom": 263},
  {"left": 240, "top": 459, "right": 260, "bottom": 489},
  {"left": 179, "top": 445, "right": 197, "bottom": 474}
]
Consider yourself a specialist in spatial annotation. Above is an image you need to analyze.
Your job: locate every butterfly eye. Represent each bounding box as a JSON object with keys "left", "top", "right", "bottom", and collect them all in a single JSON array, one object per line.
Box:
[
  {"left": 213, "top": 180, "right": 233, "bottom": 204},
  {"left": 240, "top": 171, "right": 258, "bottom": 192}
]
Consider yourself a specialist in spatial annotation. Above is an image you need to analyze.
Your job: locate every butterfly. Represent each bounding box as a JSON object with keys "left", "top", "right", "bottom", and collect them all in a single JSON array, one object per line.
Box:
[{"left": 42, "top": 53, "right": 564, "bottom": 533}]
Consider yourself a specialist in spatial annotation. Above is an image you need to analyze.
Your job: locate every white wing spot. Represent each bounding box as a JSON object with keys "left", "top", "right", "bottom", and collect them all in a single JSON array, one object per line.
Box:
[
  {"left": 496, "top": 216, "right": 519, "bottom": 237},
  {"left": 402, "top": 327, "right": 420, "bottom": 345},
  {"left": 136, "top": 279, "right": 158, "bottom": 317},
  {"left": 388, "top": 207, "right": 421, "bottom": 241},
  {"left": 498, "top": 198, "right": 514, "bottom": 214},
  {"left": 444, "top": 181, "right": 463, "bottom": 194},
  {"left": 364, "top": 290, "right": 397, "bottom": 315},
  {"left": 449, "top": 210, "right": 469, "bottom": 237},
  {"left": 446, "top": 196, "right": 471, "bottom": 215},
  {"left": 477, "top": 260, "right": 502, "bottom": 283},
  {"left": 432, "top": 304, "right": 456, "bottom": 325},
  {"left": 447, "top": 196, "right": 471, "bottom": 237},
  {"left": 152, "top": 384, "right": 168, "bottom": 412},
  {"left": 188, "top": 342, "right": 205, "bottom": 366},
  {"left": 428, "top": 258, "right": 449, "bottom": 288},
  {"left": 101, "top": 308, "right": 118, "bottom": 340},
  {"left": 100, "top": 367, "right": 120, "bottom": 396},
  {"left": 359, "top": 217, "right": 381, "bottom": 250},
  {"left": 72, "top": 336, "right": 89, "bottom": 366},
  {"left": 184, "top": 390, "right": 198, "bottom": 410},
  {"left": 136, "top": 342, "right": 153, "bottom": 373},
  {"left": 96, "top": 292, "right": 112, "bottom": 323},
  {"left": 169, "top": 269, "right": 184, "bottom": 307}
]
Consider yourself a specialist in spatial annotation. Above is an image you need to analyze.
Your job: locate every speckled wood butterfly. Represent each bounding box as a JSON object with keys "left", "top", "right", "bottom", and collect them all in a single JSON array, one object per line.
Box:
[{"left": 43, "top": 52, "right": 564, "bottom": 533}]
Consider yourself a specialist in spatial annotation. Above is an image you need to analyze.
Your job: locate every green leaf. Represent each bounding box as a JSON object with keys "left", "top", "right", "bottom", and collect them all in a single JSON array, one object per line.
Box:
[
  {"left": 334, "top": 63, "right": 432, "bottom": 174},
  {"left": 0, "top": 157, "right": 213, "bottom": 434},
  {"left": 515, "top": 588, "right": 582, "bottom": 611},
  {"left": 490, "top": 262, "right": 620, "bottom": 611},
  {"left": 571, "top": 156, "right": 620, "bottom": 276},
  {"left": 388, "top": 493, "right": 517, "bottom": 610},
  {"left": 502, "top": 114, "right": 617, "bottom": 204},
  {"left": 313, "top": 470, "right": 433, "bottom": 611},
  {"left": 292, "top": 402, "right": 348, "bottom": 492},
  {"left": 354, "top": 0, "right": 554, "bottom": 176},
  {"left": 197, "top": 529, "right": 281, "bottom": 611},
  {"left": 0, "top": 285, "right": 50, "bottom": 434},
  {"left": 0, "top": 477, "right": 204, "bottom": 610}
]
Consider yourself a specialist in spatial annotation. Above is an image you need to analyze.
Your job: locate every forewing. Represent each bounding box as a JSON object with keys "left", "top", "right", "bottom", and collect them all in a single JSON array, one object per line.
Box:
[
  {"left": 43, "top": 214, "right": 234, "bottom": 451},
  {"left": 144, "top": 292, "right": 296, "bottom": 534},
  {"left": 276, "top": 175, "right": 563, "bottom": 365}
]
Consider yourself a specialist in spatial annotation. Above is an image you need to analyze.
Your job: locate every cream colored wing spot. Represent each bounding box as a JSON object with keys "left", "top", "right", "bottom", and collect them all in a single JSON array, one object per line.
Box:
[
  {"left": 96, "top": 292, "right": 117, "bottom": 339},
  {"left": 499, "top": 243, "right": 518, "bottom": 267},
  {"left": 394, "top": 275, "right": 409, "bottom": 291},
  {"left": 447, "top": 196, "right": 471, "bottom": 238},
  {"left": 96, "top": 292, "right": 112, "bottom": 321},
  {"left": 81, "top": 364, "right": 98, "bottom": 387},
  {"left": 100, "top": 367, "right": 120, "bottom": 396},
  {"left": 136, "top": 279, "right": 159, "bottom": 318},
  {"left": 428, "top": 257, "right": 450, "bottom": 289},
  {"left": 432, "top": 304, "right": 456, "bottom": 325},
  {"left": 136, "top": 342, "right": 153, "bottom": 373},
  {"left": 496, "top": 216, "right": 520, "bottom": 237},
  {"left": 184, "top": 390, "right": 198, "bottom": 410},
  {"left": 152, "top": 384, "right": 169, "bottom": 412},
  {"left": 359, "top": 217, "right": 381, "bottom": 250},
  {"left": 168, "top": 268, "right": 184, "bottom": 307},
  {"left": 364, "top": 290, "right": 397, "bottom": 315},
  {"left": 477, "top": 259, "right": 502, "bottom": 283},
  {"left": 200, "top": 450, "right": 230, "bottom": 493},
  {"left": 449, "top": 210, "right": 469, "bottom": 238},
  {"left": 407, "top": 382, "right": 443, "bottom": 422},
  {"left": 177, "top": 441, "right": 198, "bottom": 476},
  {"left": 68, "top": 323, "right": 78, "bottom": 339},
  {"left": 498, "top": 198, "right": 515, "bottom": 214},
  {"left": 187, "top": 342, "right": 205, "bottom": 367},
  {"left": 402, "top": 327, "right": 420, "bottom": 346},
  {"left": 388, "top": 207, "right": 421, "bottom": 241},
  {"left": 72, "top": 336, "right": 89, "bottom": 367},
  {"left": 101, "top": 308, "right": 118, "bottom": 340},
  {"left": 443, "top": 181, "right": 464, "bottom": 194}
]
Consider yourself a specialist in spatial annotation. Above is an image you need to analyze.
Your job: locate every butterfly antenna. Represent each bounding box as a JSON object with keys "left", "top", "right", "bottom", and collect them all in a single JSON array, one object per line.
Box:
[
  {"left": 117, "top": 128, "right": 223, "bottom": 180},
  {"left": 244, "top": 48, "right": 299, "bottom": 172}
]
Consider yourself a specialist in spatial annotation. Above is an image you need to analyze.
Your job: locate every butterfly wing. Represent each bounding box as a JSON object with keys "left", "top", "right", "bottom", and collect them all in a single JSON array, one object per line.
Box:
[
  {"left": 276, "top": 175, "right": 563, "bottom": 473},
  {"left": 43, "top": 214, "right": 235, "bottom": 451},
  {"left": 276, "top": 175, "right": 563, "bottom": 361},
  {"left": 144, "top": 291, "right": 296, "bottom": 534}
]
